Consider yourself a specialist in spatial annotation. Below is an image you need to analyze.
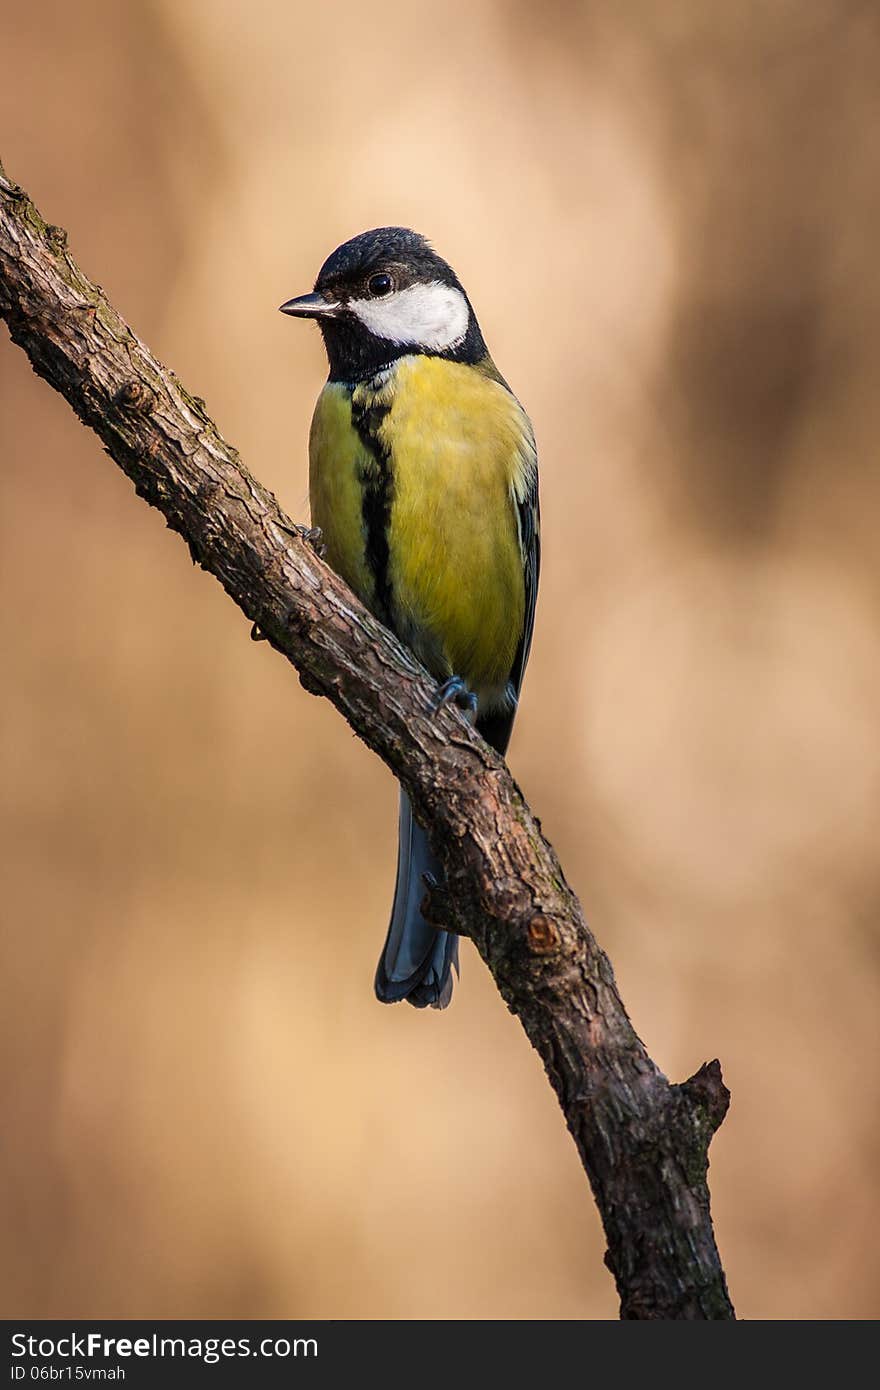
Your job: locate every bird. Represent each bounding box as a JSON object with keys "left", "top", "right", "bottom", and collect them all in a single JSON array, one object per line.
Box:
[{"left": 280, "top": 227, "right": 539, "bottom": 1009}]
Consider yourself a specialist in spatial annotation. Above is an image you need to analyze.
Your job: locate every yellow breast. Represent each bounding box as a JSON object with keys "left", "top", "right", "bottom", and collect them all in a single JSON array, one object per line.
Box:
[{"left": 309, "top": 354, "right": 535, "bottom": 707}]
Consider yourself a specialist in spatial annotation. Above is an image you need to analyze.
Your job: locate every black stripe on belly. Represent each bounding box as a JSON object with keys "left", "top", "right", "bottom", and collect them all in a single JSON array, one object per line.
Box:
[{"left": 351, "top": 398, "right": 394, "bottom": 623}]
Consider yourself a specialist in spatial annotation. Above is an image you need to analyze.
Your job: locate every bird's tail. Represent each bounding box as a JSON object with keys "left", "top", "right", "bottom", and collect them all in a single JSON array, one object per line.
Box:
[{"left": 374, "top": 789, "right": 459, "bottom": 1009}]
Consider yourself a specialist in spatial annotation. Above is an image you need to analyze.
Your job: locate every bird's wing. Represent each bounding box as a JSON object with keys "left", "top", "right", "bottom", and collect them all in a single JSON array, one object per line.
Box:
[
  {"left": 514, "top": 461, "right": 540, "bottom": 696},
  {"left": 477, "top": 420, "right": 540, "bottom": 756}
]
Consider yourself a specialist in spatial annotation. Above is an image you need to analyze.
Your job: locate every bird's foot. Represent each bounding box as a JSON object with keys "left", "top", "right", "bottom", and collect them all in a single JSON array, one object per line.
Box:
[
  {"left": 299, "top": 524, "right": 327, "bottom": 557},
  {"left": 431, "top": 675, "right": 478, "bottom": 719}
]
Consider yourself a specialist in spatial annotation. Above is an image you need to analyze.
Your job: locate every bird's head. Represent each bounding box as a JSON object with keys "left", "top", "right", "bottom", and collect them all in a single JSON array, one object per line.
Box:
[{"left": 280, "top": 227, "right": 486, "bottom": 380}]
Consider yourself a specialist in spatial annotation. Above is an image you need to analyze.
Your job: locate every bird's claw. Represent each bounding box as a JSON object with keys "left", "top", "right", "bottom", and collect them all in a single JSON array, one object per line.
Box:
[
  {"left": 299, "top": 524, "right": 327, "bottom": 557},
  {"left": 430, "top": 675, "right": 478, "bottom": 718}
]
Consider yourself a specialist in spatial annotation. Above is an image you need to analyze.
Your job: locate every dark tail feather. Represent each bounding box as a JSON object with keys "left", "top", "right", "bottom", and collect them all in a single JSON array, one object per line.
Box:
[{"left": 374, "top": 789, "right": 459, "bottom": 1009}]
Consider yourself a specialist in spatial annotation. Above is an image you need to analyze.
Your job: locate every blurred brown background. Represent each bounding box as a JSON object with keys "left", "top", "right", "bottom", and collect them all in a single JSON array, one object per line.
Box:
[{"left": 2, "top": 0, "right": 879, "bottom": 1320}]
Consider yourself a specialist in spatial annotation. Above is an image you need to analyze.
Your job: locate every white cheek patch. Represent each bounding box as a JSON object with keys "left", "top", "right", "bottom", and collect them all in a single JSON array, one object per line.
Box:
[{"left": 349, "top": 281, "right": 470, "bottom": 351}]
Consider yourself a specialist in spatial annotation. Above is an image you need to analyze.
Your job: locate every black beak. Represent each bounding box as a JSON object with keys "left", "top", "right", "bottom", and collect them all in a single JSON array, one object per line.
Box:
[{"left": 278, "top": 292, "right": 341, "bottom": 319}]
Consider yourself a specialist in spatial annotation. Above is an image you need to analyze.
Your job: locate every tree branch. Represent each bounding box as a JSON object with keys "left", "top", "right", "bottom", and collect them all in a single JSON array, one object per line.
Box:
[{"left": 0, "top": 161, "right": 735, "bottom": 1319}]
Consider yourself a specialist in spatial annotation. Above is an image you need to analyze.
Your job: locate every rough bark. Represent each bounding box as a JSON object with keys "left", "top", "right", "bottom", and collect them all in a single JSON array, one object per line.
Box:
[{"left": 0, "top": 161, "right": 735, "bottom": 1319}]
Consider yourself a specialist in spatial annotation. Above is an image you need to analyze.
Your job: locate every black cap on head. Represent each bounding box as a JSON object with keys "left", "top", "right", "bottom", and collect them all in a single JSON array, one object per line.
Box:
[{"left": 314, "top": 227, "right": 461, "bottom": 294}]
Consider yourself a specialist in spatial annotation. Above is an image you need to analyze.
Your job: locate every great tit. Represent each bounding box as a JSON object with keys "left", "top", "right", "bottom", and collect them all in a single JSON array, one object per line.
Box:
[{"left": 280, "top": 228, "right": 539, "bottom": 1009}]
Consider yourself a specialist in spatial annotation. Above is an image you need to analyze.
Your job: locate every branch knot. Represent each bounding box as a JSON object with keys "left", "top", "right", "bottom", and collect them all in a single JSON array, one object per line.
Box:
[
  {"left": 116, "top": 379, "right": 156, "bottom": 414},
  {"left": 527, "top": 914, "right": 560, "bottom": 953}
]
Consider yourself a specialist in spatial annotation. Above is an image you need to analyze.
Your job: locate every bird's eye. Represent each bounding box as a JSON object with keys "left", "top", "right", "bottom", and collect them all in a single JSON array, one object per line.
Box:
[{"left": 368, "top": 273, "right": 394, "bottom": 297}]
